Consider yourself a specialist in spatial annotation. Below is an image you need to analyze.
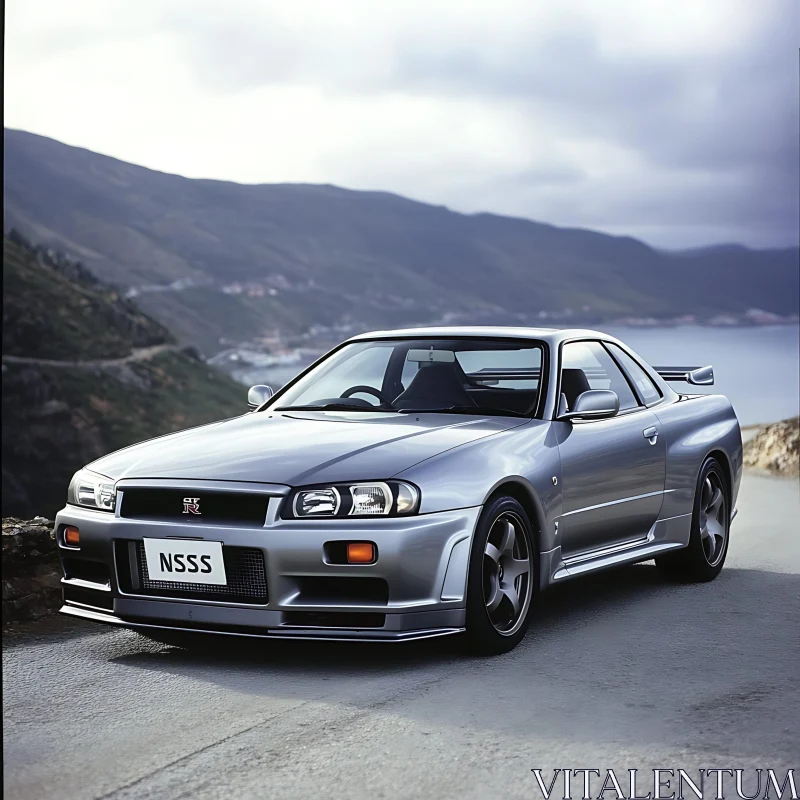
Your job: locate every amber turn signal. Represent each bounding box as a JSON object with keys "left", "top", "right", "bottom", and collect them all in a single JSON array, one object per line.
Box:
[
  {"left": 64, "top": 526, "right": 80, "bottom": 546},
  {"left": 346, "top": 542, "right": 375, "bottom": 564}
]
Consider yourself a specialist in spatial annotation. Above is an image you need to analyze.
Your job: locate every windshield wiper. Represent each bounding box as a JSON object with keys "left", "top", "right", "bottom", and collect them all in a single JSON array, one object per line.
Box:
[
  {"left": 275, "top": 403, "right": 397, "bottom": 412},
  {"left": 398, "top": 406, "right": 528, "bottom": 418}
]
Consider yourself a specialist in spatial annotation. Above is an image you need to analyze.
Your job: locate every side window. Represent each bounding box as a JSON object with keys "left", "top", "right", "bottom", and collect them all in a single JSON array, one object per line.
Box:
[
  {"left": 605, "top": 343, "right": 662, "bottom": 405},
  {"left": 561, "top": 341, "right": 639, "bottom": 412}
]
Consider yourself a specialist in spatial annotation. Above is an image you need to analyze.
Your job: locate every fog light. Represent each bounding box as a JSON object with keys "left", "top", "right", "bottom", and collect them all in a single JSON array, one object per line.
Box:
[
  {"left": 347, "top": 542, "right": 375, "bottom": 564},
  {"left": 64, "top": 526, "right": 80, "bottom": 546}
]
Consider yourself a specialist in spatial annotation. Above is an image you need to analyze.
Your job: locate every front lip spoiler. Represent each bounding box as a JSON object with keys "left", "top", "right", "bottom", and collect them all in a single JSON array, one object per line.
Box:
[{"left": 60, "top": 604, "right": 465, "bottom": 643}]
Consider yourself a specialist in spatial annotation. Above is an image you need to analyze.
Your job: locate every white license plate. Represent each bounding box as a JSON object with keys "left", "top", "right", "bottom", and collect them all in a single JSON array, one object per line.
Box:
[{"left": 143, "top": 539, "right": 227, "bottom": 585}]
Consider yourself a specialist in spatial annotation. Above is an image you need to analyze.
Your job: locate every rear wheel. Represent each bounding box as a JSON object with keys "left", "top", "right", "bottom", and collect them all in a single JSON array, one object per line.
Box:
[
  {"left": 656, "top": 457, "right": 730, "bottom": 582},
  {"left": 465, "top": 495, "right": 536, "bottom": 655}
]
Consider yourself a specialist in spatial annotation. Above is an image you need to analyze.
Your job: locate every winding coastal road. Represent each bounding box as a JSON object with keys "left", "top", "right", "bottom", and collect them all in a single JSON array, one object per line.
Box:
[
  {"left": 3, "top": 471, "right": 798, "bottom": 800},
  {"left": 1, "top": 344, "right": 177, "bottom": 369}
]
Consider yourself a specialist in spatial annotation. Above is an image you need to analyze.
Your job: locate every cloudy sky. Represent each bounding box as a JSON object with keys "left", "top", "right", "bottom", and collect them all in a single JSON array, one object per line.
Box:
[{"left": 4, "top": 0, "right": 799, "bottom": 248}]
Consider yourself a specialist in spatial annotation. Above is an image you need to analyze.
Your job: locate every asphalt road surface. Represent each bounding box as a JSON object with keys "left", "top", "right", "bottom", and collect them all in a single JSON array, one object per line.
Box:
[{"left": 4, "top": 472, "right": 799, "bottom": 800}]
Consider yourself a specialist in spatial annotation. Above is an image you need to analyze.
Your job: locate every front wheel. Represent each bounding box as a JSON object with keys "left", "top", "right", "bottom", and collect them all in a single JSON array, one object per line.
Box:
[
  {"left": 656, "top": 456, "right": 730, "bottom": 582},
  {"left": 464, "top": 496, "right": 537, "bottom": 655}
]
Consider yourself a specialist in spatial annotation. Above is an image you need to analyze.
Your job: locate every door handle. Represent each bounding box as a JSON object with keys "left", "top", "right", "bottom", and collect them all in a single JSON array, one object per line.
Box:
[{"left": 643, "top": 426, "right": 658, "bottom": 445}]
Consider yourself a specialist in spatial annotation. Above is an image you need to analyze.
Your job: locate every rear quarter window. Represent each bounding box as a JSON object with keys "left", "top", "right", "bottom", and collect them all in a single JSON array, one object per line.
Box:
[{"left": 605, "top": 343, "right": 662, "bottom": 405}]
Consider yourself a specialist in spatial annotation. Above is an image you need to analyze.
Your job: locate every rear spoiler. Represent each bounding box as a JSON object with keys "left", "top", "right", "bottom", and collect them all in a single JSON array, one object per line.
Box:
[
  {"left": 466, "top": 364, "right": 715, "bottom": 386},
  {"left": 653, "top": 365, "right": 714, "bottom": 386}
]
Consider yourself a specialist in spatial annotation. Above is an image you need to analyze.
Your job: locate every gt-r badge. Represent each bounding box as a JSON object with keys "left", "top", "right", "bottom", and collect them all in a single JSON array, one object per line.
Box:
[{"left": 182, "top": 497, "right": 201, "bottom": 515}]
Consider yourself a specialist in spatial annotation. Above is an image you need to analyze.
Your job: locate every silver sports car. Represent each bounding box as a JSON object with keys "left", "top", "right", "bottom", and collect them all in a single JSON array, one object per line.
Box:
[{"left": 56, "top": 327, "right": 742, "bottom": 654}]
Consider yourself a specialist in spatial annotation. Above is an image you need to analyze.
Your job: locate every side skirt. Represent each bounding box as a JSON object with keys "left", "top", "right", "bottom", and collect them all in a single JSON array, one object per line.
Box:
[{"left": 541, "top": 513, "right": 692, "bottom": 586}]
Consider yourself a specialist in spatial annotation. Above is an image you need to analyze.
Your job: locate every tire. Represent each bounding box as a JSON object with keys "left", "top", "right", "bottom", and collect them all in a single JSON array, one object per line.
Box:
[
  {"left": 656, "top": 457, "right": 730, "bottom": 582},
  {"left": 464, "top": 495, "right": 537, "bottom": 655}
]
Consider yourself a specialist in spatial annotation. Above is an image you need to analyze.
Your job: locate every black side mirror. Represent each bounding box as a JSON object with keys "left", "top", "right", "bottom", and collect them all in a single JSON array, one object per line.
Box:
[
  {"left": 247, "top": 385, "right": 274, "bottom": 411},
  {"left": 558, "top": 389, "right": 619, "bottom": 421}
]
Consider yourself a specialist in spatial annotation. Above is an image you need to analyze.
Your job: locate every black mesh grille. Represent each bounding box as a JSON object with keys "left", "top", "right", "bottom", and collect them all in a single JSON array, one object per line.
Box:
[
  {"left": 116, "top": 540, "right": 268, "bottom": 604},
  {"left": 120, "top": 489, "right": 269, "bottom": 527}
]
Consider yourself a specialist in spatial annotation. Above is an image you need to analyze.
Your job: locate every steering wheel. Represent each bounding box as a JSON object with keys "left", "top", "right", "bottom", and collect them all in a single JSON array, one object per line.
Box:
[{"left": 340, "top": 385, "right": 391, "bottom": 406}]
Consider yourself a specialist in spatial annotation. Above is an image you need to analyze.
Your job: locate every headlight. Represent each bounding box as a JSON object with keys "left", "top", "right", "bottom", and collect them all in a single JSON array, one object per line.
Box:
[
  {"left": 67, "top": 469, "right": 116, "bottom": 512},
  {"left": 288, "top": 481, "right": 419, "bottom": 519},
  {"left": 294, "top": 487, "right": 341, "bottom": 517}
]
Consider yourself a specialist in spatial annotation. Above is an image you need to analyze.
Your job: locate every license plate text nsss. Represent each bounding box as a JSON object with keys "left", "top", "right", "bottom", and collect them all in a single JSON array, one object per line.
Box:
[{"left": 142, "top": 538, "right": 227, "bottom": 585}]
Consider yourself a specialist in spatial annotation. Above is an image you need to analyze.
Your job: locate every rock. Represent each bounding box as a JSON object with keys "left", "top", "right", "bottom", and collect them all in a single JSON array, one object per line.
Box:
[
  {"left": 743, "top": 417, "right": 800, "bottom": 476},
  {"left": 2, "top": 516, "right": 62, "bottom": 624}
]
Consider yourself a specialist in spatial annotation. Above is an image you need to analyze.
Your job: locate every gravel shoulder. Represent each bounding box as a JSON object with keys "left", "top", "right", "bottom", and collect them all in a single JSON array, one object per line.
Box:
[{"left": 3, "top": 471, "right": 799, "bottom": 800}]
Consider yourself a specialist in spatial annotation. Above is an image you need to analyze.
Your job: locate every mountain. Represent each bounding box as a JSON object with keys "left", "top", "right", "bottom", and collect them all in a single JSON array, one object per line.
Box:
[
  {"left": 4, "top": 128, "right": 798, "bottom": 354},
  {"left": 2, "top": 232, "right": 244, "bottom": 519}
]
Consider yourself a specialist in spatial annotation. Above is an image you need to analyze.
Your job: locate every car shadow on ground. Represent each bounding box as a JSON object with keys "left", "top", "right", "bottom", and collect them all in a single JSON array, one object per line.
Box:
[{"left": 103, "top": 563, "right": 659, "bottom": 669}]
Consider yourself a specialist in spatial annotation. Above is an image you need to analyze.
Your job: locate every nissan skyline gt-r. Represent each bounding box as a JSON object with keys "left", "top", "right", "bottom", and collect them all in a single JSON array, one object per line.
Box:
[{"left": 56, "top": 327, "right": 742, "bottom": 654}]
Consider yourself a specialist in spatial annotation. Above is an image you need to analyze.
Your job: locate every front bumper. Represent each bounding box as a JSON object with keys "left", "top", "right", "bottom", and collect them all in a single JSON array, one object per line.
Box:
[{"left": 54, "top": 495, "right": 480, "bottom": 642}]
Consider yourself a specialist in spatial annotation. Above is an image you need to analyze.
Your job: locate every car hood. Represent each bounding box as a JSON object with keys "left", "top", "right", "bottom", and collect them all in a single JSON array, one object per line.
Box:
[{"left": 88, "top": 410, "right": 530, "bottom": 486}]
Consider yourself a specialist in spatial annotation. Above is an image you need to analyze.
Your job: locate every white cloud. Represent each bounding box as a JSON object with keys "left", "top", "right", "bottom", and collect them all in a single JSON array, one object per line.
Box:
[{"left": 4, "top": 0, "right": 798, "bottom": 248}]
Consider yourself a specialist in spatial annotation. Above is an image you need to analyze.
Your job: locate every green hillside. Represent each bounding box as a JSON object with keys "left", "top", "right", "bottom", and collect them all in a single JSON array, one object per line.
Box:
[
  {"left": 2, "top": 233, "right": 245, "bottom": 518},
  {"left": 4, "top": 128, "right": 797, "bottom": 354},
  {"left": 3, "top": 231, "right": 172, "bottom": 360}
]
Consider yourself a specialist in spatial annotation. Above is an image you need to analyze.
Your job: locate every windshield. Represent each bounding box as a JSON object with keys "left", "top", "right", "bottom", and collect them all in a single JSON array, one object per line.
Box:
[{"left": 271, "top": 338, "right": 545, "bottom": 417}]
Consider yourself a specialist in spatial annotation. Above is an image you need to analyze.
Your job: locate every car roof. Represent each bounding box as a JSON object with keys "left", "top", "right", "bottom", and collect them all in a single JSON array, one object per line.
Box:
[{"left": 347, "top": 326, "right": 621, "bottom": 346}]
